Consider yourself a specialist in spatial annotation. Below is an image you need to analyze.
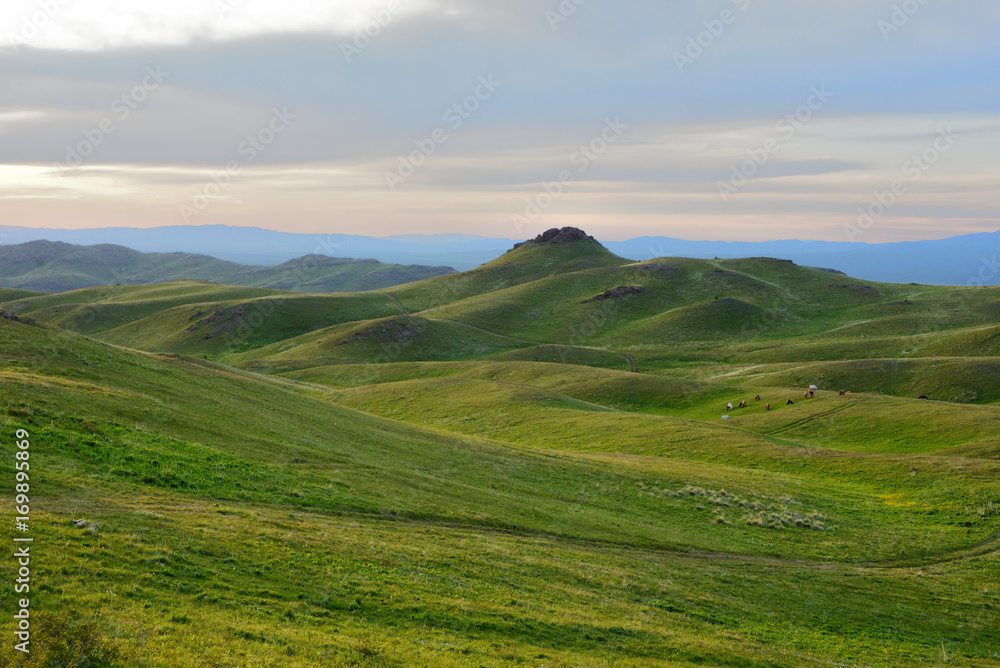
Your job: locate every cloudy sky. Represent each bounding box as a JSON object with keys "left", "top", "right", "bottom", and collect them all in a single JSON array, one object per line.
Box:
[{"left": 1, "top": 0, "right": 997, "bottom": 242}]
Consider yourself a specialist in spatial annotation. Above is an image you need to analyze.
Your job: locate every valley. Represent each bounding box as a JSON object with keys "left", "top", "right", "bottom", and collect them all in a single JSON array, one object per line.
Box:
[{"left": 1, "top": 229, "right": 998, "bottom": 667}]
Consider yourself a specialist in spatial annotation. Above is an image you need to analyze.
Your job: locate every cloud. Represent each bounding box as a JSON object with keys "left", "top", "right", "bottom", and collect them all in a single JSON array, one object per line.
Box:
[
  {"left": 1, "top": 0, "right": 439, "bottom": 51},
  {"left": 0, "top": 1, "right": 997, "bottom": 242}
]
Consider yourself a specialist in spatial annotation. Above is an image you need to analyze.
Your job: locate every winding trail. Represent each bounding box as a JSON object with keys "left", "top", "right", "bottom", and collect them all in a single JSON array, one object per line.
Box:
[
  {"left": 623, "top": 353, "right": 639, "bottom": 373},
  {"left": 431, "top": 318, "right": 531, "bottom": 343},
  {"left": 386, "top": 294, "right": 410, "bottom": 315},
  {"left": 429, "top": 316, "right": 641, "bottom": 374},
  {"left": 761, "top": 400, "right": 862, "bottom": 436}
]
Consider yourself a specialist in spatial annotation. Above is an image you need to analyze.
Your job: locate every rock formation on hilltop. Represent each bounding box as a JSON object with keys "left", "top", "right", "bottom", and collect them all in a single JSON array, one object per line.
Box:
[{"left": 510, "top": 227, "right": 598, "bottom": 251}]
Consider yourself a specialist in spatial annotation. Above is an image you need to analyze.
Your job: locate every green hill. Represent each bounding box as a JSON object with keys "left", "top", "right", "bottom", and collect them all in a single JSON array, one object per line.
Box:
[
  {"left": 93, "top": 293, "right": 405, "bottom": 355},
  {"left": 383, "top": 227, "right": 633, "bottom": 312},
  {"left": 3, "top": 315, "right": 1000, "bottom": 665},
  {"left": 0, "top": 287, "right": 44, "bottom": 303},
  {"left": 606, "top": 297, "right": 770, "bottom": 342},
  {"left": 225, "top": 254, "right": 456, "bottom": 292},
  {"left": 233, "top": 315, "right": 527, "bottom": 371},
  {"left": 725, "top": 357, "right": 1000, "bottom": 404},
  {"left": 3, "top": 228, "right": 1000, "bottom": 667},
  {"left": 0, "top": 240, "right": 244, "bottom": 292},
  {"left": 488, "top": 344, "right": 635, "bottom": 370},
  {"left": 414, "top": 256, "right": 910, "bottom": 347},
  {"left": 0, "top": 240, "right": 454, "bottom": 293},
  {"left": 1, "top": 281, "right": 288, "bottom": 335}
]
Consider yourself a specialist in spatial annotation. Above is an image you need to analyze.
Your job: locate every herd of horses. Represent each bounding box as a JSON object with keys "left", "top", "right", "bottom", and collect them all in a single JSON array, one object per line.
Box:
[{"left": 726, "top": 389, "right": 850, "bottom": 413}]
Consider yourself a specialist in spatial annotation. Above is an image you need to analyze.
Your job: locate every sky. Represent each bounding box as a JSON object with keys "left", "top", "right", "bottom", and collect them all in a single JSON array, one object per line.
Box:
[{"left": 0, "top": 0, "right": 998, "bottom": 243}]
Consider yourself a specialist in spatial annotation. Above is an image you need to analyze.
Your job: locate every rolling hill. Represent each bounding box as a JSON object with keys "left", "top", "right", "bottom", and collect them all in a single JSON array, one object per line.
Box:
[
  {"left": 383, "top": 226, "right": 633, "bottom": 312},
  {"left": 0, "top": 240, "right": 455, "bottom": 293},
  {"left": 2, "top": 227, "right": 999, "bottom": 667},
  {"left": 4, "top": 222, "right": 998, "bottom": 283}
]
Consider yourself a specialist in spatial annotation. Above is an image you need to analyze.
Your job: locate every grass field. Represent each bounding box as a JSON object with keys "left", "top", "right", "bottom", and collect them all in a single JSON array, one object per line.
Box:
[
  {"left": 2, "top": 233, "right": 998, "bottom": 666},
  {"left": 0, "top": 240, "right": 454, "bottom": 294}
]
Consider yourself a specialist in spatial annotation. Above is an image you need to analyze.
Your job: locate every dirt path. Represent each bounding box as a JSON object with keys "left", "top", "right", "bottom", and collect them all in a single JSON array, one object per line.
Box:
[{"left": 386, "top": 294, "right": 410, "bottom": 315}]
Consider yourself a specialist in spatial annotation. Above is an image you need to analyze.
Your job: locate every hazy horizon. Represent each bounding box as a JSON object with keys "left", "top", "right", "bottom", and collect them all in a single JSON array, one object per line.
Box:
[{"left": 3, "top": 221, "right": 999, "bottom": 246}]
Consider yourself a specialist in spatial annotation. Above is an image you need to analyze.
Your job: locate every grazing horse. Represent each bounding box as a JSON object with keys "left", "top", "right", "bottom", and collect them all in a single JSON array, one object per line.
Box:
[
  {"left": 754, "top": 395, "right": 762, "bottom": 401},
  {"left": 726, "top": 403, "right": 734, "bottom": 411},
  {"left": 803, "top": 391, "right": 811, "bottom": 399},
  {"left": 739, "top": 400, "right": 748, "bottom": 409},
  {"left": 765, "top": 403, "right": 771, "bottom": 411},
  {"left": 839, "top": 390, "right": 847, "bottom": 397},
  {"left": 787, "top": 399, "right": 795, "bottom": 405},
  {"left": 919, "top": 395, "right": 929, "bottom": 400}
]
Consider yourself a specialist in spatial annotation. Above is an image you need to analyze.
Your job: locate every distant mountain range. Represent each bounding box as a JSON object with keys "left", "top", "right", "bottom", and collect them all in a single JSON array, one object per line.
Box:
[
  {"left": 1, "top": 224, "right": 998, "bottom": 285},
  {"left": 0, "top": 225, "right": 507, "bottom": 272},
  {"left": 607, "top": 234, "right": 1000, "bottom": 287},
  {"left": 0, "top": 240, "right": 454, "bottom": 293}
]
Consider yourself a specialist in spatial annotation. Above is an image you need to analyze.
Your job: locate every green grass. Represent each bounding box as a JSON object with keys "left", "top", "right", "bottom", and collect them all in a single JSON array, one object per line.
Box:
[
  {"left": 718, "top": 357, "right": 1000, "bottom": 404},
  {"left": 231, "top": 315, "right": 529, "bottom": 367},
  {"left": 226, "top": 254, "right": 455, "bottom": 292},
  {"left": 93, "top": 293, "right": 404, "bottom": 355},
  {"left": 3, "top": 236, "right": 1000, "bottom": 666},
  {"left": 488, "top": 345, "right": 634, "bottom": 371},
  {"left": 383, "top": 234, "right": 631, "bottom": 313},
  {"left": 604, "top": 297, "right": 770, "bottom": 343},
  {"left": 278, "top": 361, "right": 487, "bottom": 387},
  {"left": 0, "top": 288, "right": 44, "bottom": 303},
  {"left": 3, "top": 282, "right": 286, "bottom": 335},
  {"left": 0, "top": 240, "right": 453, "bottom": 294}
]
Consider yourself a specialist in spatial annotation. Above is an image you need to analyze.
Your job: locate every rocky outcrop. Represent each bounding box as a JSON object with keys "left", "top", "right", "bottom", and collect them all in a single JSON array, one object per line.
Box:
[
  {"left": 511, "top": 227, "right": 597, "bottom": 251},
  {"left": 582, "top": 286, "right": 645, "bottom": 304}
]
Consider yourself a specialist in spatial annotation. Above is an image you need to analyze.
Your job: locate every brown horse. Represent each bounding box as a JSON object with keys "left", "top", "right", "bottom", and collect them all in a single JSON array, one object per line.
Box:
[{"left": 765, "top": 403, "right": 771, "bottom": 411}]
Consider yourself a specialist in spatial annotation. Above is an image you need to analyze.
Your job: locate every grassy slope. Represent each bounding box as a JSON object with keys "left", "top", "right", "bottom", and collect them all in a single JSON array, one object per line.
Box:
[
  {"left": 230, "top": 315, "right": 529, "bottom": 370},
  {"left": 0, "top": 241, "right": 454, "bottom": 294},
  {"left": 413, "top": 258, "right": 1000, "bottom": 353},
  {"left": 0, "top": 241, "right": 244, "bottom": 292},
  {"left": 92, "top": 293, "right": 404, "bottom": 355},
  {"left": 2, "top": 282, "right": 287, "bottom": 335},
  {"left": 487, "top": 345, "right": 633, "bottom": 371},
  {"left": 413, "top": 257, "right": 894, "bottom": 345},
  {"left": 697, "top": 357, "right": 1000, "bottom": 404},
  {"left": 3, "top": 238, "right": 1000, "bottom": 666},
  {"left": 2, "top": 317, "right": 999, "bottom": 665},
  {"left": 383, "top": 236, "right": 632, "bottom": 313},
  {"left": 683, "top": 323, "right": 1000, "bottom": 367},
  {"left": 225, "top": 255, "right": 454, "bottom": 292},
  {"left": 0, "top": 288, "right": 45, "bottom": 303},
  {"left": 6, "top": 316, "right": 997, "bottom": 667}
]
